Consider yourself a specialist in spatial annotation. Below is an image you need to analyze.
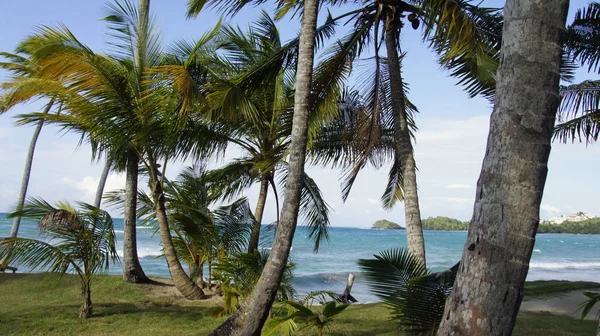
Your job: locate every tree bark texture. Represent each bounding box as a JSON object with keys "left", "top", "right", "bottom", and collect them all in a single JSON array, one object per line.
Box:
[
  {"left": 437, "top": 1, "right": 569, "bottom": 335},
  {"left": 151, "top": 179, "right": 205, "bottom": 300},
  {"left": 94, "top": 160, "right": 111, "bottom": 208},
  {"left": 10, "top": 100, "right": 54, "bottom": 238},
  {"left": 79, "top": 276, "right": 93, "bottom": 319},
  {"left": 247, "top": 178, "right": 269, "bottom": 253},
  {"left": 122, "top": 153, "right": 149, "bottom": 283},
  {"left": 209, "top": 0, "right": 320, "bottom": 334},
  {"left": 384, "top": 15, "right": 426, "bottom": 266}
]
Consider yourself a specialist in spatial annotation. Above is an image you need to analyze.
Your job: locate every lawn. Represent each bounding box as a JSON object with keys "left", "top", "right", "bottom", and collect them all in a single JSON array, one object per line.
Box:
[{"left": 0, "top": 273, "right": 597, "bottom": 335}]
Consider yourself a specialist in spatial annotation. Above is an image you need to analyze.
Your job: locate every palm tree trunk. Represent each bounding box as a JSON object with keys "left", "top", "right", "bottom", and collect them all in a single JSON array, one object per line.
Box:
[
  {"left": 151, "top": 178, "right": 205, "bottom": 300},
  {"left": 384, "top": 15, "right": 426, "bottom": 266},
  {"left": 79, "top": 276, "right": 93, "bottom": 319},
  {"left": 93, "top": 160, "right": 111, "bottom": 208},
  {"left": 248, "top": 178, "right": 269, "bottom": 253},
  {"left": 122, "top": 152, "right": 149, "bottom": 283},
  {"left": 10, "top": 100, "right": 54, "bottom": 238},
  {"left": 209, "top": 1, "right": 320, "bottom": 334},
  {"left": 437, "top": 1, "right": 568, "bottom": 334}
]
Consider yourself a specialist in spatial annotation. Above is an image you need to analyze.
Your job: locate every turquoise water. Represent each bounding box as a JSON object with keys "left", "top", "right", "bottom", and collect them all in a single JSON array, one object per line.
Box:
[{"left": 2, "top": 214, "right": 600, "bottom": 302}]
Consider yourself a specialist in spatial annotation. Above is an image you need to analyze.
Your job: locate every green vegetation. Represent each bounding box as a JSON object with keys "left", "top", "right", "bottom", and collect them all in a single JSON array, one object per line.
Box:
[
  {"left": 422, "top": 216, "right": 469, "bottom": 231},
  {"left": 371, "top": 220, "right": 403, "bottom": 230},
  {"left": 538, "top": 218, "right": 600, "bottom": 234},
  {"left": 422, "top": 216, "right": 600, "bottom": 234},
  {"left": 0, "top": 273, "right": 597, "bottom": 335}
]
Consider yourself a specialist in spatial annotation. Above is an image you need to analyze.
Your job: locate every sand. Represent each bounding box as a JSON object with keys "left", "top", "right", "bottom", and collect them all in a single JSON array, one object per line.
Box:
[{"left": 520, "top": 288, "right": 600, "bottom": 320}]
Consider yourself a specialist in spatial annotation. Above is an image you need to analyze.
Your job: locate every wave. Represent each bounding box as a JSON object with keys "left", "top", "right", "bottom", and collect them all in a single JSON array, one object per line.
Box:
[
  {"left": 529, "top": 261, "right": 600, "bottom": 270},
  {"left": 533, "top": 249, "right": 542, "bottom": 253},
  {"left": 117, "top": 248, "right": 162, "bottom": 258}
]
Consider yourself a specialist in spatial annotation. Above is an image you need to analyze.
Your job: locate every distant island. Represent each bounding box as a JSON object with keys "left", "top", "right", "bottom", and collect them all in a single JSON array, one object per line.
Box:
[
  {"left": 372, "top": 219, "right": 404, "bottom": 230},
  {"left": 420, "top": 213, "right": 600, "bottom": 234}
]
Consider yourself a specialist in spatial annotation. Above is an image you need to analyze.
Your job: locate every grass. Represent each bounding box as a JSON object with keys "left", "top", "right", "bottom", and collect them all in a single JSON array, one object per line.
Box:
[
  {"left": 523, "top": 280, "right": 600, "bottom": 300},
  {"left": 0, "top": 273, "right": 598, "bottom": 335}
]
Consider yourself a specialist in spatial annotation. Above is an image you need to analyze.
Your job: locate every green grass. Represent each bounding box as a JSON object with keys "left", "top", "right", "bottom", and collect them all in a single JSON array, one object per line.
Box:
[{"left": 0, "top": 273, "right": 598, "bottom": 335}]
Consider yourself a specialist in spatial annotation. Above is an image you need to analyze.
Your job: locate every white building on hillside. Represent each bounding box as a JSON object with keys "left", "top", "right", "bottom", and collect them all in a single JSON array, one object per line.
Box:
[{"left": 546, "top": 212, "right": 596, "bottom": 225}]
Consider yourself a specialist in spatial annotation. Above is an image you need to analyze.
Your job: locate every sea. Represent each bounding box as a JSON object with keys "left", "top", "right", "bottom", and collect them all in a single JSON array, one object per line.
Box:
[{"left": 2, "top": 215, "right": 600, "bottom": 303}]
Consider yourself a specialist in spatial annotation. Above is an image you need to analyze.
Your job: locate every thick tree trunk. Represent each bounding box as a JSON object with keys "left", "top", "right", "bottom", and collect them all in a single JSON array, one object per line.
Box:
[
  {"left": 384, "top": 16, "right": 426, "bottom": 266},
  {"left": 248, "top": 178, "right": 269, "bottom": 253},
  {"left": 209, "top": 0, "right": 320, "bottom": 334},
  {"left": 94, "top": 160, "right": 111, "bottom": 208},
  {"left": 437, "top": 1, "right": 569, "bottom": 335},
  {"left": 79, "top": 276, "right": 93, "bottom": 319},
  {"left": 10, "top": 100, "right": 54, "bottom": 238},
  {"left": 151, "top": 179, "right": 205, "bottom": 300},
  {"left": 122, "top": 153, "right": 149, "bottom": 283}
]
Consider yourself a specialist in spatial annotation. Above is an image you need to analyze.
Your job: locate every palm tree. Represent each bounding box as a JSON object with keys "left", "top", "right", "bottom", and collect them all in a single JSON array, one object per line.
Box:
[
  {"left": 12, "top": 1, "right": 227, "bottom": 298},
  {"left": 358, "top": 248, "right": 457, "bottom": 334},
  {"left": 0, "top": 48, "right": 58, "bottom": 238},
  {"left": 307, "top": 0, "right": 502, "bottom": 267},
  {"left": 0, "top": 199, "right": 119, "bottom": 319},
  {"left": 198, "top": 13, "right": 331, "bottom": 253},
  {"left": 437, "top": 0, "right": 569, "bottom": 334},
  {"left": 554, "top": 2, "right": 600, "bottom": 145}
]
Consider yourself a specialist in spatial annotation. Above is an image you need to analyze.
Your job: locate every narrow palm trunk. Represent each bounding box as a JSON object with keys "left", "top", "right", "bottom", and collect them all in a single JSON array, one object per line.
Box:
[
  {"left": 384, "top": 16, "right": 426, "bottom": 266},
  {"left": 151, "top": 179, "right": 205, "bottom": 300},
  {"left": 93, "top": 160, "right": 111, "bottom": 208},
  {"left": 122, "top": 153, "right": 149, "bottom": 283},
  {"left": 79, "top": 276, "right": 93, "bottom": 319},
  {"left": 10, "top": 100, "right": 54, "bottom": 238},
  {"left": 248, "top": 178, "right": 269, "bottom": 253},
  {"left": 209, "top": 1, "right": 319, "bottom": 334},
  {"left": 437, "top": 1, "right": 568, "bottom": 334}
]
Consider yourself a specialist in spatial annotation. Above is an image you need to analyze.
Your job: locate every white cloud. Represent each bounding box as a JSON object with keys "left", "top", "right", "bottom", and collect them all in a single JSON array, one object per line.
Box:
[
  {"left": 541, "top": 204, "right": 561, "bottom": 214},
  {"left": 446, "top": 184, "right": 472, "bottom": 189}
]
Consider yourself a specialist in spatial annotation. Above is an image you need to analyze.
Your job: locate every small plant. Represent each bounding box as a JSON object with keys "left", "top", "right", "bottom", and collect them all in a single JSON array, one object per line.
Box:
[
  {"left": 267, "top": 291, "right": 349, "bottom": 336},
  {"left": 579, "top": 291, "right": 600, "bottom": 335},
  {"left": 0, "top": 199, "right": 119, "bottom": 319}
]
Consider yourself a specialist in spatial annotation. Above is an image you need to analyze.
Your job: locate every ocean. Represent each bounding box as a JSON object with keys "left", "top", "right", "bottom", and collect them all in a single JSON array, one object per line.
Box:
[{"left": 2, "top": 215, "right": 600, "bottom": 302}]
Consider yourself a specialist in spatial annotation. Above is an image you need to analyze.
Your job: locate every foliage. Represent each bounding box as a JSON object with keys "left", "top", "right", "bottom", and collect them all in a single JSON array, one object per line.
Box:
[
  {"left": 267, "top": 291, "right": 349, "bottom": 336},
  {"left": 358, "top": 248, "right": 457, "bottom": 334},
  {"left": 422, "top": 216, "right": 470, "bottom": 231},
  {"left": 554, "top": 2, "right": 600, "bottom": 144},
  {"left": 538, "top": 218, "right": 600, "bottom": 234},
  {"left": 215, "top": 250, "right": 296, "bottom": 315},
  {"left": 0, "top": 199, "right": 119, "bottom": 318},
  {"left": 579, "top": 292, "right": 600, "bottom": 321}
]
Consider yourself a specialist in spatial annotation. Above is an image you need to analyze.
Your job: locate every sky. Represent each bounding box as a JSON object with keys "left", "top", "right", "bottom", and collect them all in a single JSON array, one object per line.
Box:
[{"left": 0, "top": 0, "right": 598, "bottom": 228}]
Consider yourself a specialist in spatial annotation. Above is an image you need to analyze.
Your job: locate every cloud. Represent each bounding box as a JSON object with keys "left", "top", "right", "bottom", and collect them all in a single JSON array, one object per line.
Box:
[
  {"left": 367, "top": 198, "right": 379, "bottom": 204},
  {"left": 446, "top": 184, "right": 472, "bottom": 189}
]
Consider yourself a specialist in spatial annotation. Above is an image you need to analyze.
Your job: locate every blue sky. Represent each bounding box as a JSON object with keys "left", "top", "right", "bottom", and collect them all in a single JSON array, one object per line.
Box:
[{"left": 0, "top": 0, "right": 598, "bottom": 227}]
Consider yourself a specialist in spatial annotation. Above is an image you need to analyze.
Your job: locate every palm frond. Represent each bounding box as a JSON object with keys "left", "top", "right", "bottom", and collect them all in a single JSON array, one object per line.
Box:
[{"left": 566, "top": 2, "right": 600, "bottom": 73}]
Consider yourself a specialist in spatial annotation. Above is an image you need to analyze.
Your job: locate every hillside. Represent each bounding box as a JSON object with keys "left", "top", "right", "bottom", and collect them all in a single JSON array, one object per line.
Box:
[
  {"left": 422, "top": 216, "right": 469, "bottom": 231},
  {"left": 371, "top": 219, "right": 403, "bottom": 230}
]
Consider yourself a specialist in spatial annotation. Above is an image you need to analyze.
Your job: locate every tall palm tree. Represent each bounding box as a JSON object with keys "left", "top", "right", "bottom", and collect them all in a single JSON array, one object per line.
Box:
[
  {"left": 308, "top": 0, "right": 502, "bottom": 266},
  {"left": 437, "top": 0, "right": 568, "bottom": 334},
  {"left": 554, "top": 2, "right": 600, "bottom": 144},
  {"left": 0, "top": 49, "right": 58, "bottom": 238},
  {"left": 0, "top": 199, "right": 119, "bottom": 319},
  {"left": 12, "top": 1, "right": 226, "bottom": 298}
]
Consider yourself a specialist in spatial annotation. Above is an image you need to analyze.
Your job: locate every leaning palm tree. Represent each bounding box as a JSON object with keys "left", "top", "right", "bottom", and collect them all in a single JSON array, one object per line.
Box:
[
  {"left": 554, "top": 2, "right": 600, "bottom": 144},
  {"left": 187, "top": 0, "right": 323, "bottom": 332},
  {"left": 0, "top": 199, "right": 119, "bottom": 319},
  {"left": 0, "top": 48, "right": 58, "bottom": 238}
]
